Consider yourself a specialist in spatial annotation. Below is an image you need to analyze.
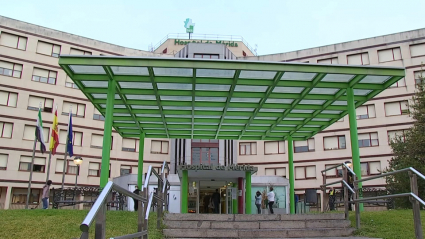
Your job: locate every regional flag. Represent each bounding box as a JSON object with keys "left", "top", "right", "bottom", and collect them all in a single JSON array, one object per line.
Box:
[
  {"left": 66, "top": 113, "right": 73, "bottom": 157},
  {"left": 35, "top": 108, "right": 46, "bottom": 154},
  {"left": 49, "top": 108, "right": 59, "bottom": 155}
]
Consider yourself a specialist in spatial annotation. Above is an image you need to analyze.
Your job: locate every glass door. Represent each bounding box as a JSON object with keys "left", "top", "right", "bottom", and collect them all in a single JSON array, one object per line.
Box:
[{"left": 226, "top": 187, "right": 233, "bottom": 214}]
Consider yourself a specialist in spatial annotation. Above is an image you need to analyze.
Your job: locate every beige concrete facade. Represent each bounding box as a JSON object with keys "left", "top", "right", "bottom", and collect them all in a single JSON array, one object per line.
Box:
[{"left": 0, "top": 14, "right": 424, "bottom": 210}]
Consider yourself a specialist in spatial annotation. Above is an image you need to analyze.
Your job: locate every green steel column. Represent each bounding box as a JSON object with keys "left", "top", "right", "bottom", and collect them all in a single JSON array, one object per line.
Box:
[
  {"left": 347, "top": 87, "right": 364, "bottom": 211},
  {"left": 232, "top": 183, "right": 237, "bottom": 214},
  {"left": 245, "top": 171, "right": 251, "bottom": 214},
  {"left": 181, "top": 170, "right": 188, "bottom": 213},
  {"left": 100, "top": 78, "right": 116, "bottom": 188},
  {"left": 288, "top": 136, "right": 295, "bottom": 214},
  {"left": 137, "top": 132, "right": 145, "bottom": 189}
]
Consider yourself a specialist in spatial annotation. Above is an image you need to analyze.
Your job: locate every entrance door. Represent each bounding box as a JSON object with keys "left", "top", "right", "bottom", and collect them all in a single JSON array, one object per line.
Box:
[{"left": 226, "top": 187, "right": 233, "bottom": 214}]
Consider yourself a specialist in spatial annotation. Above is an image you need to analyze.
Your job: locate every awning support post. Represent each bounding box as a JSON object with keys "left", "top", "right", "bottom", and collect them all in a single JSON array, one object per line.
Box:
[
  {"left": 288, "top": 136, "right": 295, "bottom": 214},
  {"left": 181, "top": 170, "right": 188, "bottom": 213},
  {"left": 100, "top": 78, "right": 115, "bottom": 188},
  {"left": 245, "top": 171, "right": 251, "bottom": 214},
  {"left": 138, "top": 132, "right": 145, "bottom": 188},
  {"left": 347, "top": 87, "right": 364, "bottom": 211}
]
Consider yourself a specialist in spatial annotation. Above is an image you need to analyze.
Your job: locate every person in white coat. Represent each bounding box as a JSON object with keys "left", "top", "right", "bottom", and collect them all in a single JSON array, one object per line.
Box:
[{"left": 267, "top": 187, "right": 275, "bottom": 214}]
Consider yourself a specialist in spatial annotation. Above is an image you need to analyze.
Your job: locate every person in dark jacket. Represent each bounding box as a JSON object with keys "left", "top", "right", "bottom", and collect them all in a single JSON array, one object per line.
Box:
[
  {"left": 133, "top": 186, "right": 140, "bottom": 211},
  {"left": 212, "top": 189, "right": 221, "bottom": 214}
]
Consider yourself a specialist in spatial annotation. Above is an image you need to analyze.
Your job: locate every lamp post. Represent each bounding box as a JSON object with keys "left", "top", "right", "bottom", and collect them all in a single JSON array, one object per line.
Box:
[{"left": 73, "top": 156, "right": 83, "bottom": 209}]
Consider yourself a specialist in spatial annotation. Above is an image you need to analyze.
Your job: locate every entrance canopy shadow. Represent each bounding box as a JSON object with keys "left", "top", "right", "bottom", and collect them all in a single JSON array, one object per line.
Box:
[{"left": 58, "top": 56, "right": 405, "bottom": 141}]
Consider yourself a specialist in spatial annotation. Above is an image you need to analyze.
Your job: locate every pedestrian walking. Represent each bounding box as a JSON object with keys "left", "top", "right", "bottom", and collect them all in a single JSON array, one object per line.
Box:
[{"left": 267, "top": 187, "right": 275, "bottom": 214}]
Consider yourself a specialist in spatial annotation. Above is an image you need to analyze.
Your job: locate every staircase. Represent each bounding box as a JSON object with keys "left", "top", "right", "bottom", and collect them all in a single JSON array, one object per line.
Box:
[{"left": 163, "top": 213, "right": 356, "bottom": 238}]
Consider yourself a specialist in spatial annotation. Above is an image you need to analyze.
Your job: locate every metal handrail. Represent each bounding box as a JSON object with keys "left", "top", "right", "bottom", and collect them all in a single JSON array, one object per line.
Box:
[
  {"left": 321, "top": 180, "right": 356, "bottom": 195},
  {"left": 145, "top": 192, "right": 154, "bottom": 220},
  {"left": 355, "top": 167, "right": 425, "bottom": 183},
  {"left": 352, "top": 192, "right": 425, "bottom": 206},
  {"left": 321, "top": 162, "right": 356, "bottom": 177}
]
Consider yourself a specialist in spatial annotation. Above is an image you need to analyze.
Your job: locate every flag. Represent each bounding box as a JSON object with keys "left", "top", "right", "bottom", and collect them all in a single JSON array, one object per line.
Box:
[
  {"left": 49, "top": 109, "right": 59, "bottom": 155},
  {"left": 35, "top": 109, "right": 46, "bottom": 154},
  {"left": 66, "top": 114, "right": 73, "bottom": 157}
]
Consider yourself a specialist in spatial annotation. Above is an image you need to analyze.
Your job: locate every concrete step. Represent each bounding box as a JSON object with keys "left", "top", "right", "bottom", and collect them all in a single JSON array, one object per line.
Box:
[
  {"left": 164, "top": 213, "right": 346, "bottom": 222},
  {"left": 170, "top": 237, "right": 380, "bottom": 239},
  {"left": 163, "top": 228, "right": 356, "bottom": 238},
  {"left": 165, "top": 219, "right": 351, "bottom": 229}
]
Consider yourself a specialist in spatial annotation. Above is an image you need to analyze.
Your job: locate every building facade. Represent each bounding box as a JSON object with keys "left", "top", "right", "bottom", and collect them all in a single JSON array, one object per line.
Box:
[{"left": 0, "top": 15, "right": 424, "bottom": 211}]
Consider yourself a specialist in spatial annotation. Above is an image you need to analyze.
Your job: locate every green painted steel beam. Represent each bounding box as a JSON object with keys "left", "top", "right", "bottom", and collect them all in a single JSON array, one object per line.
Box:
[
  {"left": 216, "top": 70, "right": 240, "bottom": 139},
  {"left": 191, "top": 69, "right": 196, "bottom": 138},
  {"left": 148, "top": 67, "right": 169, "bottom": 138}
]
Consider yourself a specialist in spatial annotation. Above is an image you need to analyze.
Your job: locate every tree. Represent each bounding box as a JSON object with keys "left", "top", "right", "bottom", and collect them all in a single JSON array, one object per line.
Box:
[{"left": 385, "top": 69, "right": 425, "bottom": 208}]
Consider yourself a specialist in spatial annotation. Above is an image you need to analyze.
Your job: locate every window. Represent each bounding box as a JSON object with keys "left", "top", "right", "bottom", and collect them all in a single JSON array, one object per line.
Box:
[
  {"left": 192, "top": 139, "right": 219, "bottom": 143},
  {"left": 317, "top": 57, "right": 338, "bottom": 64},
  {"left": 384, "top": 101, "right": 409, "bottom": 116},
  {"left": 378, "top": 47, "right": 402, "bottom": 62},
  {"left": 131, "top": 166, "right": 138, "bottom": 174},
  {"left": 27, "top": 95, "right": 53, "bottom": 113},
  {"left": 265, "top": 167, "right": 286, "bottom": 177},
  {"left": 264, "top": 141, "right": 285, "bottom": 154},
  {"left": 90, "top": 134, "right": 113, "bottom": 149},
  {"left": 120, "top": 165, "right": 131, "bottom": 176},
  {"left": 390, "top": 78, "right": 406, "bottom": 88},
  {"left": 12, "top": 189, "right": 40, "bottom": 204},
  {"left": 325, "top": 164, "right": 343, "bottom": 178},
  {"left": 410, "top": 43, "right": 425, "bottom": 58},
  {"left": 0, "top": 60, "right": 23, "bottom": 78},
  {"left": 295, "top": 165, "right": 316, "bottom": 179},
  {"left": 67, "top": 160, "right": 79, "bottom": 175},
  {"left": 347, "top": 53, "right": 369, "bottom": 65},
  {"left": 358, "top": 132, "right": 379, "bottom": 147},
  {"left": 55, "top": 159, "right": 64, "bottom": 173},
  {"left": 122, "top": 138, "right": 139, "bottom": 152},
  {"left": 323, "top": 135, "right": 346, "bottom": 150},
  {"left": 36, "top": 41, "right": 61, "bottom": 57},
  {"left": 294, "top": 138, "right": 315, "bottom": 153},
  {"left": 356, "top": 105, "right": 376, "bottom": 119},
  {"left": 0, "top": 90, "right": 18, "bottom": 107},
  {"left": 194, "top": 54, "right": 219, "bottom": 59},
  {"left": 32, "top": 68, "right": 57, "bottom": 85},
  {"left": 19, "top": 156, "right": 45, "bottom": 172},
  {"left": 89, "top": 162, "right": 100, "bottom": 176},
  {"left": 360, "top": 161, "right": 381, "bottom": 176},
  {"left": 62, "top": 101, "right": 86, "bottom": 117},
  {"left": 59, "top": 130, "right": 83, "bottom": 146},
  {"left": 192, "top": 147, "right": 219, "bottom": 165},
  {"left": 414, "top": 71, "right": 425, "bottom": 86},
  {"left": 70, "top": 48, "right": 92, "bottom": 55},
  {"left": 0, "top": 122, "right": 13, "bottom": 138},
  {"left": 239, "top": 142, "right": 257, "bottom": 155},
  {"left": 23, "top": 125, "right": 49, "bottom": 142},
  {"left": 388, "top": 129, "right": 408, "bottom": 143},
  {"left": 65, "top": 75, "right": 78, "bottom": 89},
  {"left": 0, "top": 32, "right": 27, "bottom": 50},
  {"left": 0, "top": 154, "right": 8, "bottom": 170},
  {"left": 93, "top": 108, "right": 105, "bottom": 121},
  {"left": 151, "top": 140, "right": 169, "bottom": 154}
]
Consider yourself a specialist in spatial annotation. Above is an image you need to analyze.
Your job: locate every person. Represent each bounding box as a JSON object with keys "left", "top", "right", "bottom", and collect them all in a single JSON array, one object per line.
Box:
[
  {"left": 212, "top": 189, "right": 221, "bottom": 214},
  {"left": 42, "top": 180, "right": 52, "bottom": 209},
  {"left": 267, "top": 187, "right": 275, "bottom": 214},
  {"left": 203, "top": 194, "right": 210, "bottom": 213},
  {"left": 328, "top": 187, "right": 336, "bottom": 211},
  {"left": 345, "top": 161, "right": 354, "bottom": 211},
  {"left": 133, "top": 186, "right": 140, "bottom": 211},
  {"left": 255, "top": 191, "right": 262, "bottom": 214}
]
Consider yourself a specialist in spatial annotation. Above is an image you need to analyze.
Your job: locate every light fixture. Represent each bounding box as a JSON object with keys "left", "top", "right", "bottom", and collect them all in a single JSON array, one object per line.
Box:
[{"left": 73, "top": 156, "right": 83, "bottom": 166}]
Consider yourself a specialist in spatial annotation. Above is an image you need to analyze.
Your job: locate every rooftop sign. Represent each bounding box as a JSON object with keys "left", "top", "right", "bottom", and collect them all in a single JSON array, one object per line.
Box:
[
  {"left": 184, "top": 18, "right": 195, "bottom": 33},
  {"left": 174, "top": 39, "right": 239, "bottom": 47}
]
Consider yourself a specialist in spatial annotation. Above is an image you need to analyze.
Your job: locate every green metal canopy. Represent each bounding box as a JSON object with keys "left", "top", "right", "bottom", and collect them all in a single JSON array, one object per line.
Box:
[{"left": 58, "top": 56, "right": 405, "bottom": 141}]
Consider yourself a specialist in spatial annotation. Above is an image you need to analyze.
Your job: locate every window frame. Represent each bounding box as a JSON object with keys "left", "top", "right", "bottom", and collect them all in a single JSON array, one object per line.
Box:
[
  {"left": 191, "top": 147, "right": 219, "bottom": 165},
  {"left": 90, "top": 134, "right": 113, "bottom": 149},
  {"left": 120, "top": 165, "right": 132, "bottom": 176},
  {"left": 409, "top": 43, "right": 425, "bottom": 58},
  {"left": 390, "top": 78, "right": 406, "bottom": 88},
  {"left": 150, "top": 140, "right": 169, "bottom": 154},
  {"left": 264, "top": 141, "right": 285, "bottom": 155},
  {"left": 295, "top": 165, "right": 316, "bottom": 180},
  {"left": 346, "top": 52, "right": 369, "bottom": 65},
  {"left": 0, "top": 122, "right": 13, "bottom": 138},
  {"left": 70, "top": 47, "right": 92, "bottom": 55},
  {"left": 317, "top": 57, "right": 338, "bottom": 64},
  {"left": 356, "top": 104, "right": 376, "bottom": 120},
  {"left": 19, "top": 158, "right": 45, "bottom": 173},
  {"left": 323, "top": 135, "right": 346, "bottom": 150},
  {"left": 36, "top": 41, "right": 61, "bottom": 58},
  {"left": 88, "top": 162, "right": 101, "bottom": 177},
  {"left": 0, "top": 154, "right": 8, "bottom": 170},
  {"left": 0, "top": 32, "right": 27, "bottom": 51},
  {"left": 0, "top": 61, "right": 23, "bottom": 78},
  {"left": 360, "top": 161, "right": 382, "bottom": 176},
  {"left": 239, "top": 142, "right": 257, "bottom": 155},
  {"left": 62, "top": 101, "right": 86, "bottom": 118},
  {"left": 193, "top": 54, "right": 219, "bottom": 59},
  {"left": 264, "top": 167, "right": 286, "bottom": 177},
  {"left": 122, "top": 138, "right": 139, "bottom": 152},
  {"left": 12, "top": 189, "right": 40, "bottom": 205},
  {"left": 384, "top": 100, "right": 409, "bottom": 117},
  {"left": 27, "top": 96, "right": 53, "bottom": 113},
  {"left": 31, "top": 68, "right": 57, "bottom": 85},
  {"left": 59, "top": 130, "right": 83, "bottom": 146},
  {"left": 358, "top": 132, "right": 379, "bottom": 148},
  {"left": 387, "top": 129, "right": 408, "bottom": 144},
  {"left": 0, "top": 91, "right": 18, "bottom": 107},
  {"left": 377, "top": 47, "right": 402, "bottom": 62},
  {"left": 324, "top": 164, "right": 343, "bottom": 178},
  {"left": 294, "top": 138, "right": 315, "bottom": 153}
]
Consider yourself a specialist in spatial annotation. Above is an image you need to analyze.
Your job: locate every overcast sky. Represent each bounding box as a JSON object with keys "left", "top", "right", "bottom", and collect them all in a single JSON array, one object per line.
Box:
[{"left": 1, "top": 0, "right": 424, "bottom": 55}]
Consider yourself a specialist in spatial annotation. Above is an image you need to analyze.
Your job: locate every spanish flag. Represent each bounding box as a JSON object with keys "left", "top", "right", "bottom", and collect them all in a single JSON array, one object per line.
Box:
[{"left": 49, "top": 108, "right": 59, "bottom": 155}]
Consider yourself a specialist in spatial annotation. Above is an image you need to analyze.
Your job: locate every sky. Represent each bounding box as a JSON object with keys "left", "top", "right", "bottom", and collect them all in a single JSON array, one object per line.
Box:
[{"left": 1, "top": 0, "right": 424, "bottom": 55}]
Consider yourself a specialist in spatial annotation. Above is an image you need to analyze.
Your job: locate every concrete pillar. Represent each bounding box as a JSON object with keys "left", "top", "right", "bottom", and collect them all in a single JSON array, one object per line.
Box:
[
  {"left": 4, "top": 186, "right": 12, "bottom": 209},
  {"left": 238, "top": 177, "right": 243, "bottom": 214}
]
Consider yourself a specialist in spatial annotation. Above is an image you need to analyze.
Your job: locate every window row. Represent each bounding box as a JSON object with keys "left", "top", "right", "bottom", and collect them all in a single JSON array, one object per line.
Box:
[{"left": 0, "top": 31, "right": 92, "bottom": 56}]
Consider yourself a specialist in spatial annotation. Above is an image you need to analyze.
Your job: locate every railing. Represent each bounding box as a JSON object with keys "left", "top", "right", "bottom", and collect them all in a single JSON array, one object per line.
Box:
[
  {"left": 152, "top": 33, "right": 257, "bottom": 56},
  {"left": 78, "top": 161, "right": 170, "bottom": 239},
  {"left": 321, "top": 166, "right": 425, "bottom": 239}
]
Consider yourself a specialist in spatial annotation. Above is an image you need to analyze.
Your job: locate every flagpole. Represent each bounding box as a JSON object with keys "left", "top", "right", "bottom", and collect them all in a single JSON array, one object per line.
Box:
[
  {"left": 26, "top": 105, "right": 41, "bottom": 209},
  {"left": 61, "top": 107, "right": 72, "bottom": 190},
  {"left": 45, "top": 105, "right": 57, "bottom": 183}
]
